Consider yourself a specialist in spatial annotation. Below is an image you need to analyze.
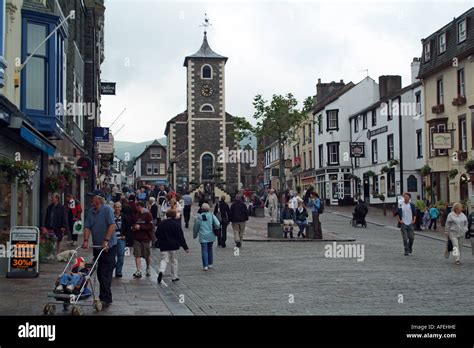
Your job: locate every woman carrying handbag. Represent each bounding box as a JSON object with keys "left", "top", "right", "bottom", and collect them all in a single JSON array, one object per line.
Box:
[{"left": 444, "top": 202, "right": 468, "bottom": 265}]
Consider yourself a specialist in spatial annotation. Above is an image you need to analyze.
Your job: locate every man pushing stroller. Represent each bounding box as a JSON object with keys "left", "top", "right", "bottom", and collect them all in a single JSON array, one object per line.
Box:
[{"left": 352, "top": 199, "right": 368, "bottom": 227}]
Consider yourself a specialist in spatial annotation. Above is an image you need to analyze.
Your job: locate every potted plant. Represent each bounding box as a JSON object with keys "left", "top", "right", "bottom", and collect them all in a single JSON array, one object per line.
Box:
[
  {"left": 39, "top": 228, "right": 57, "bottom": 263},
  {"left": 431, "top": 104, "right": 445, "bottom": 114},
  {"left": 465, "top": 160, "right": 474, "bottom": 173},
  {"left": 366, "top": 170, "right": 376, "bottom": 177},
  {"left": 378, "top": 194, "right": 387, "bottom": 215},
  {"left": 436, "top": 200, "right": 447, "bottom": 227},
  {"left": 380, "top": 166, "right": 390, "bottom": 174},
  {"left": 448, "top": 169, "right": 459, "bottom": 180},
  {"left": 452, "top": 95, "right": 467, "bottom": 106},
  {"left": 421, "top": 164, "right": 432, "bottom": 177}
]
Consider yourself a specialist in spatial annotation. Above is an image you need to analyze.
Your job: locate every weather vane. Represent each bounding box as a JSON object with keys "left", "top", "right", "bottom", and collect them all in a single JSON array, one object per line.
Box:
[{"left": 200, "top": 13, "right": 211, "bottom": 34}]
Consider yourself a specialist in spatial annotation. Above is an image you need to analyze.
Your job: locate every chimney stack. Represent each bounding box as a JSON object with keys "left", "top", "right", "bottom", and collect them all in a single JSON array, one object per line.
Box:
[
  {"left": 378, "top": 75, "right": 402, "bottom": 99},
  {"left": 316, "top": 79, "right": 346, "bottom": 101},
  {"left": 411, "top": 57, "right": 421, "bottom": 84}
]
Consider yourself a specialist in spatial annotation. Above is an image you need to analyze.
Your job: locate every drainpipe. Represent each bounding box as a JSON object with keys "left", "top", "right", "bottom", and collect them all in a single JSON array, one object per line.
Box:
[{"left": 398, "top": 98, "right": 404, "bottom": 194}]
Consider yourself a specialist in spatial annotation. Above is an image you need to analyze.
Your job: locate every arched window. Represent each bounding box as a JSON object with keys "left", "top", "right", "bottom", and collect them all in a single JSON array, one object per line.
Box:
[
  {"left": 201, "top": 153, "right": 214, "bottom": 181},
  {"left": 407, "top": 175, "right": 417, "bottom": 192},
  {"left": 200, "top": 104, "right": 214, "bottom": 112},
  {"left": 201, "top": 64, "right": 212, "bottom": 79}
]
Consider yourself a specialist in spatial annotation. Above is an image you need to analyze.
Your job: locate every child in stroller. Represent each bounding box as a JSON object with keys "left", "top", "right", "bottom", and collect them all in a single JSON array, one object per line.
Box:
[
  {"left": 351, "top": 199, "right": 368, "bottom": 227},
  {"left": 55, "top": 256, "right": 91, "bottom": 296}
]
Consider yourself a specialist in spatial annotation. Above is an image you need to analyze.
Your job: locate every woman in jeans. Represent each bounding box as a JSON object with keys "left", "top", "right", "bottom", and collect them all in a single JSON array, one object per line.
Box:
[
  {"left": 193, "top": 203, "right": 220, "bottom": 271},
  {"left": 113, "top": 202, "right": 131, "bottom": 277},
  {"left": 445, "top": 202, "right": 468, "bottom": 265}
]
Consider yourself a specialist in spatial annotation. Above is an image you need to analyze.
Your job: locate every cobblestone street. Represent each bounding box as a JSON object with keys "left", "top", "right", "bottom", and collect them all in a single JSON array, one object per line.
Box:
[
  {"left": 1, "top": 205, "right": 473, "bottom": 316},
  {"left": 152, "top": 205, "right": 474, "bottom": 315}
]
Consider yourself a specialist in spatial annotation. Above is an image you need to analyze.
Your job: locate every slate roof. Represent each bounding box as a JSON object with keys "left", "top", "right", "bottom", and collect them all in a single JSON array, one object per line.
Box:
[
  {"left": 183, "top": 33, "right": 228, "bottom": 66},
  {"left": 418, "top": 7, "right": 474, "bottom": 79}
]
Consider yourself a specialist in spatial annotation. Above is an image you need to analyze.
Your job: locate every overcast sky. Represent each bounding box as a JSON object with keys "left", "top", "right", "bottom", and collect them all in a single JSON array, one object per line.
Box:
[{"left": 100, "top": 0, "right": 473, "bottom": 142}]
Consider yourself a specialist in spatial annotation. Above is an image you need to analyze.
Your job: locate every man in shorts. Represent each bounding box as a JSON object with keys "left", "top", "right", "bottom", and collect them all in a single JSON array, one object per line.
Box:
[
  {"left": 82, "top": 190, "right": 117, "bottom": 308},
  {"left": 132, "top": 201, "right": 154, "bottom": 278}
]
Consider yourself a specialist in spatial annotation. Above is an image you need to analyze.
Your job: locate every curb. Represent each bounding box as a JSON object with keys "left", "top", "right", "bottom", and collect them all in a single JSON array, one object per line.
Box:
[
  {"left": 328, "top": 211, "right": 472, "bottom": 248},
  {"left": 243, "top": 238, "right": 356, "bottom": 242}
]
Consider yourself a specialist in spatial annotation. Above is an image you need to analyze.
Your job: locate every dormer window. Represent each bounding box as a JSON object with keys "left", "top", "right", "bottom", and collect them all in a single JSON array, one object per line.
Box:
[
  {"left": 438, "top": 32, "right": 446, "bottom": 54},
  {"left": 424, "top": 42, "right": 430, "bottom": 61},
  {"left": 201, "top": 64, "right": 213, "bottom": 79},
  {"left": 458, "top": 19, "right": 466, "bottom": 43}
]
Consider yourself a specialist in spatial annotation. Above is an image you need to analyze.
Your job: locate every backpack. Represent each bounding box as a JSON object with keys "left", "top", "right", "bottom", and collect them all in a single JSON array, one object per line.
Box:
[{"left": 318, "top": 199, "right": 324, "bottom": 214}]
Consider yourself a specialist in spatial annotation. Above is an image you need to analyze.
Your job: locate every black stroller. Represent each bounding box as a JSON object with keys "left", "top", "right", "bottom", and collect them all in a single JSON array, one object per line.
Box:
[{"left": 350, "top": 201, "right": 368, "bottom": 228}]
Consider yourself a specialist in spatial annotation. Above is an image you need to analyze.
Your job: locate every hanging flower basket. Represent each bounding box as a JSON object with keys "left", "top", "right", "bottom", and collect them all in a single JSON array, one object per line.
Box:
[
  {"left": 448, "top": 169, "right": 458, "bottom": 180},
  {"left": 465, "top": 160, "right": 474, "bottom": 173},
  {"left": 389, "top": 159, "right": 399, "bottom": 167},
  {"left": 366, "top": 170, "right": 376, "bottom": 177},
  {"left": 380, "top": 166, "right": 390, "bottom": 174},
  {"left": 45, "top": 164, "right": 76, "bottom": 192},
  {"left": 421, "top": 165, "right": 432, "bottom": 177},
  {"left": 0, "top": 157, "right": 38, "bottom": 188}
]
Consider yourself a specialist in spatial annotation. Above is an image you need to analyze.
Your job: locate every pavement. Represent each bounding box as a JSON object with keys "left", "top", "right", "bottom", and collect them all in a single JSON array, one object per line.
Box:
[{"left": 1, "top": 203, "right": 473, "bottom": 316}]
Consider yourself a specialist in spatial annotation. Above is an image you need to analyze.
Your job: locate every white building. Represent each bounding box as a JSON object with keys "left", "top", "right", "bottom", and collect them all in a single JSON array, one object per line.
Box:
[
  {"left": 313, "top": 77, "right": 380, "bottom": 205},
  {"left": 111, "top": 155, "right": 126, "bottom": 187},
  {"left": 263, "top": 140, "right": 280, "bottom": 189},
  {"left": 349, "top": 60, "right": 425, "bottom": 205}
]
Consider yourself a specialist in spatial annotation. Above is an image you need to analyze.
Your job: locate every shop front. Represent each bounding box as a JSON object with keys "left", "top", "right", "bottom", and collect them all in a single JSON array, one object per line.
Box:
[{"left": 0, "top": 101, "right": 56, "bottom": 275}]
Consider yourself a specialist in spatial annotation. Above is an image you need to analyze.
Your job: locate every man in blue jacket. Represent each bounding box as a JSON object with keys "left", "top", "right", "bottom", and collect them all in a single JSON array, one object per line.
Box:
[{"left": 397, "top": 192, "right": 416, "bottom": 256}]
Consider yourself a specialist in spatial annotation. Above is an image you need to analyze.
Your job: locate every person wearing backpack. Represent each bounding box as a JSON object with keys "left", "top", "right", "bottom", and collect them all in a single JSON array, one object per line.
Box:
[
  {"left": 308, "top": 191, "right": 322, "bottom": 239},
  {"left": 193, "top": 203, "right": 220, "bottom": 271},
  {"left": 428, "top": 204, "right": 440, "bottom": 230}
]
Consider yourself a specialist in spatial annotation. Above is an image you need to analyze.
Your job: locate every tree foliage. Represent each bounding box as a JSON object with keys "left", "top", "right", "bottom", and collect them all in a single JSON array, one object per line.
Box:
[
  {"left": 253, "top": 93, "right": 313, "bottom": 145},
  {"left": 232, "top": 116, "right": 254, "bottom": 142}
]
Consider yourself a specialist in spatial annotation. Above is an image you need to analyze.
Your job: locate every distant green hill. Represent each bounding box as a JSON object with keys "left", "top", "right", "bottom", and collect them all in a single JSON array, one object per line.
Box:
[
  {"left": 114, "top": 135, "right": 255, "bottom": 161},
  {"left": 114, "top": 137, "right": 166, "bottom": 160}
]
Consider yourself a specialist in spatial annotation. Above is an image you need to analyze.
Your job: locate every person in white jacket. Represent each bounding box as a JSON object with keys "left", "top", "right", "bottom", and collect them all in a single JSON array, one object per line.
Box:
[
  {"left": 445, "top": 202, "right": 468, "bottom": 265},
  {"left": 265, "top": 189, "right": 279, "bottom": 222},
  {"left": 161, "top": 196, "right": 182, "bottom": 219}
]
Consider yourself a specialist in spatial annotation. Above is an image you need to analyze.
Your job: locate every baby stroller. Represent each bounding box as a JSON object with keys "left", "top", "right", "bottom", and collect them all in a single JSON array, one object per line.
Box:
[
  {"left": 43, "top": 245, "right": 106, "bottom": 316},
  {"left": 350, "top": 212, "right": 367, "bottom": 227},
  {"left": 350, "top": 200, "right": 368, "bottom": 228}
]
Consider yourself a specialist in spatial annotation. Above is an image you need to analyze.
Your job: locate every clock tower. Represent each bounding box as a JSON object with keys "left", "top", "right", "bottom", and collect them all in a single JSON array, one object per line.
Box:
[{"left": 165, "top": 18, "right": 239, "bottom": 197}]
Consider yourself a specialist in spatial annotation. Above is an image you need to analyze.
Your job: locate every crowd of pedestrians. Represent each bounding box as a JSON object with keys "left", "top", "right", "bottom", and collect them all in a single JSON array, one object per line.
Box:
[{"left": 41, "top": 181, "right": 474, "bottom": 310}]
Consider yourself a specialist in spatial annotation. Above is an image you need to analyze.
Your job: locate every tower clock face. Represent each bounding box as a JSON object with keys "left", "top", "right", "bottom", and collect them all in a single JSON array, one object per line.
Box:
[{"left": 201, "top": 84, "right": 214, "bottom": 97}]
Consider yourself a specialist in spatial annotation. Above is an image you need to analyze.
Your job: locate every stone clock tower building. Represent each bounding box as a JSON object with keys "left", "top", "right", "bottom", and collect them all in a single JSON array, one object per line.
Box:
[{"left": 165, "top": 31, "right": 239, "bottom": 197}]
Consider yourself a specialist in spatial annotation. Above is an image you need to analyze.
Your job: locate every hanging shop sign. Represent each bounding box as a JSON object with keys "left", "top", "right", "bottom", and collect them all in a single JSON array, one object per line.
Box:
[
  {"left": 432, "top": 132, "right": 452, "bottom": 150},
  {"left": 350, "top": 142, "right": 365, "bottom": 157},
  {"left": 100, "top": 82, "right": 116, "bottom": 95}
]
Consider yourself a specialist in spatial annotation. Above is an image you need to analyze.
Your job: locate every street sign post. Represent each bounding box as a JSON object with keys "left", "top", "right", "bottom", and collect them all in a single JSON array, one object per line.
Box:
[
  {"left": 93, "top": 127, "right": 109, "bottom": 142},
  {"left": 6, "top": 226, "right": 39, "bottom": 278}
]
